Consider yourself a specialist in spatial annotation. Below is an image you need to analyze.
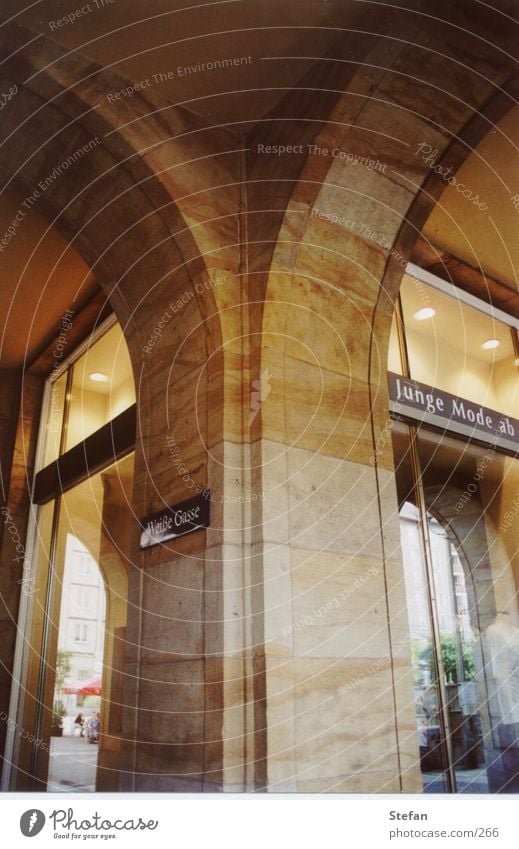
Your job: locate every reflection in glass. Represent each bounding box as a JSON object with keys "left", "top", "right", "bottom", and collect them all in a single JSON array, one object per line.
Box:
[
  {"left": 427, "top": 519, "right": 488, "bottom": 793},
  {"left": 45, "top": 452, "right": 134, "bottom": 792},
  {"left": 400, "top": 502, "right": 448, "bottom": 793},
  {"left": 416, "top": 429, "right": 519, "bottom": 792}
]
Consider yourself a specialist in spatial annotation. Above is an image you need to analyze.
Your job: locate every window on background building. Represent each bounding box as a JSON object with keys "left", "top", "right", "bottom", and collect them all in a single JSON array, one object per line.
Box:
[
  {"left": 78, "top": 554, "right": 94, "bottom": 577},
  {"left": 73, "top": 623, "right": 88, "bottom": 644},
  {"left": 75, "top": 587, "right": 91, "bottom": 611}
]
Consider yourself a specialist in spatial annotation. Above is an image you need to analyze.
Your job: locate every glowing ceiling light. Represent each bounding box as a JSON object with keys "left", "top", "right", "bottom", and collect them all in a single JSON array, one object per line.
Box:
[
  {"left": 414, "top": 307, "right": 436, "bottom": 320},
  {"left": 89, "top": 372, "right": 108, "bottom": 382},
  {"left": 481, "top": 339, "right": 500, "bottom": 350}
]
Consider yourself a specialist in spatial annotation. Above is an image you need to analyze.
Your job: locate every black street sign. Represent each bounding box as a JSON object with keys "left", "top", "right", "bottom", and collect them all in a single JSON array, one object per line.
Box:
[
  {"left": 140, "top": 491, "right": 211, "bottom": 549},
  {"left": 388, "top": 372, "right": 519, "bottom": 455}
]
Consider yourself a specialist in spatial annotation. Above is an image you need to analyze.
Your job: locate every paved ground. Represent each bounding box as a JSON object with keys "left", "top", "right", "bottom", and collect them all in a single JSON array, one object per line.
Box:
[
  {"left": 423, "top": 767, "right": 488, "bottom": 793},
  {"left": 47, "top": 735, "right": 98, "bottom": 792}
]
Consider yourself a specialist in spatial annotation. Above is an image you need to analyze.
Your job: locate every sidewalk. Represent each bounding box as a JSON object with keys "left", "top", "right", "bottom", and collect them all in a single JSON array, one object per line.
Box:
[{"left": 47, "top": 734, "right": 98, "bottom": 792}]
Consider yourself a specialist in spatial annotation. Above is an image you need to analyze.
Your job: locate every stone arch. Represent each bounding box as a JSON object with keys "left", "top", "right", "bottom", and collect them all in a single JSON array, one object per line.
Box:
[
  {"left": 250, "top": 12, "right": 517, "bottom": 792},
  {"left": 0, "top": 21, "right": 244, "bottom": 791}
]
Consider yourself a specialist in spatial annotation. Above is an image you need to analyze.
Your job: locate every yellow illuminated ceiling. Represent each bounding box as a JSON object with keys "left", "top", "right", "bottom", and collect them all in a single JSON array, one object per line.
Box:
[{"left": 423, "top": 106, "right": 519, "bottom": 292}]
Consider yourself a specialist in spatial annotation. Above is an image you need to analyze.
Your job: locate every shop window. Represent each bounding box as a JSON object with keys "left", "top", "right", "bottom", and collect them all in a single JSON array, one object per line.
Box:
[
  {"left": 388, "top": 271, "right": 518, "bottom": 418},
  {"left": 6, "top": 314, "right": 135, "bottom": 792},
  {"left": 37, "top": 319, "right": 135, "bottom": 470},
  {"left": 390, "top": 272, "right": 519, "bottom": 794}
]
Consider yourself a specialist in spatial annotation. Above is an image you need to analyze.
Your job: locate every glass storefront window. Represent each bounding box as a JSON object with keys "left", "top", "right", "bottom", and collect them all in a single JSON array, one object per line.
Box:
[
  {"left": 37, "top": 321, "right": 135, "bottom": 470},
  {"left": 12, "top": 315, "right": 137, "bottom": 790},
  {"left": 389, "top": 272, "right": 518, "bottom": 418},
  {"left": 64, "top": 324, "right": 135, "bottom": 453},
  {"left": 390, "top": 265, "right": 519, "bottom": 794},
  {"left": 416, "top": 428, "right": 519, "bottom": 793},
  {"left": 21, "top": 452, "right": 134, "bottom": 791},
  {"left": 399, "top": 500, "right": 449, "bottom": 792}
]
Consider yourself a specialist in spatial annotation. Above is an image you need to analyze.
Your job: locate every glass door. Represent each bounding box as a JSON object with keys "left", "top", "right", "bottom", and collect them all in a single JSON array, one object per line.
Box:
[
  {"left": 399, "top": 500, "right": 450, "bottom": 792},
  {"left": 392, "top": 419, "right": 519, "bottom": 793},
  {"left": 6, "top": 317, "right": 137, "bottom": 792},
  {"left": 388, "top": 269, "right": 519, "bottom": 793}
]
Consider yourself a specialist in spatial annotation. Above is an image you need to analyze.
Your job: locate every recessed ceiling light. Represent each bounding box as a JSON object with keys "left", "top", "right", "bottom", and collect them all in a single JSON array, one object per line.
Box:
[
  {"left": 482, "top": 339, "right": 500, "bottom": 350},
  {"left": 89, "top": 372, "right": 108, "bottom": 382},
  {"left": 414, "top": 307, "right": 436, "bottom": 320}
]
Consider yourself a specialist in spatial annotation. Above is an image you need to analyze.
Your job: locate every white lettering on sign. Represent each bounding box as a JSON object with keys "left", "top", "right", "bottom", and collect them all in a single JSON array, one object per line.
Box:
[
  {"left": 145, "top": 515, "right": 173, "bottom": 536},
  {"left": 451, "top": 398, "right": 497, "bottom": 428},
  {"left": 390, "top": 374, "right": 518, "bottom": 449},
  {"left": 140, "top": 495, "right": 210, "bottom": 549},
  {"left": 394, "top": 377, "right": 446, "bottom": 416},
  {"left": 146, "top": 505, "right": 201, "bottom": 536},
  {"left": 174, "top": 505, "right": 200, "bottom": 526},
  {"left": 499, "top": 416, "right": 515, "bottom": 436}
]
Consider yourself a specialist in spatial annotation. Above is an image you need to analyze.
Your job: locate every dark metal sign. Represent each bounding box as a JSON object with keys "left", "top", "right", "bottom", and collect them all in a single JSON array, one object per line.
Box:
[
  {"left": 388, "top": 372, "right": 519, "bottom": 455},
  {"left": 140, "top": 491, "right": 211, "bottom": 549}
]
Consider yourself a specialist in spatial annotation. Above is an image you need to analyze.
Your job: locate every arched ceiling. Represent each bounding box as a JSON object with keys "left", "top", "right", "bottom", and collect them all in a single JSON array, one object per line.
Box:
[
  {"left": 0, "top": 0, "right": 362, "bottom": 127},
  {"left": 0, "top": 0, "right": 516, "bottom": 377},
  {"left": 423, "top": 105, "right": 519, "bottom": 291},
  {"left": 0, "top": 184, "right": 97, "bottom": 369}
]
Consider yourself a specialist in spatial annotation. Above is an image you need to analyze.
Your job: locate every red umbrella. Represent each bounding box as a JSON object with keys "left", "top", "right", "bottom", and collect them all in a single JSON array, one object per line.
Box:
[
  {"left": 62, "top": 680, "right": 82, "bottom": 695},
  {"left": 79, "top": 676, "right": 102, "bottom": 696}
]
